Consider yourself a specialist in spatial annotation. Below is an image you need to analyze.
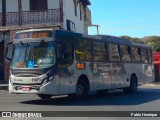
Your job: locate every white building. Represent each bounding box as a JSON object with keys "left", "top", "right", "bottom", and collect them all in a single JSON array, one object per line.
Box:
[
  {"left": 0, "top": 0, "right": 91, "bottom": 33},
  {"left": 0, "top": 0, "right": 92, "bottom": 80}
]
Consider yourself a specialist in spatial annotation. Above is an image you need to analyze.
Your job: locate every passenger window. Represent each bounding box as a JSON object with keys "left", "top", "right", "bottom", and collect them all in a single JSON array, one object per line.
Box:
[
  {"left": 147, "top": 49, "right": 152, "bottom": 63},
  {"left": 131, "top": 47, "right": 141, "bottom": 62},
  {"left": 93, "top": 42, "right": 107, "bottom": 62},
  {"left": 120, "top": 45, "right": 131, "bottom": 62},
  {"left": 58, "top": 38, "right": 73, "bottom": 67},
  {"left": 109, "top": 44, "right": 120, "bottom": 62},
  {"left": 76, "top": 38, "right": 92, "bottom": 61},
  {"left": 141, "top": 48, "right": 149, "bottom": 63}
]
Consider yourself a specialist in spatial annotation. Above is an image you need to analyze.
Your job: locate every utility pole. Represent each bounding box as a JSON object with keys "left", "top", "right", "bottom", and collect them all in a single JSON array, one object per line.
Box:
[{"left": 91, "top": 24, "right": 100, "bottom": 35}]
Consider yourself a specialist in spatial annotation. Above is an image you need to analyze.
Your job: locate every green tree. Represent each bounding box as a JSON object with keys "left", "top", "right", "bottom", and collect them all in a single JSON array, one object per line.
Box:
[
  {"left": 145, "top": 36, "right": 160, "bottom": 52},
  {"left": 120, "top": 36, "right": 144, "bottom": 44}
]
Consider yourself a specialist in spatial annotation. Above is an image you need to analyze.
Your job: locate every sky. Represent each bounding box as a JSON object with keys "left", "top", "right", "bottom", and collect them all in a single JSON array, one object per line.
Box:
[{"left": 88, "top": 0, "right": 160, "bottom": 38}]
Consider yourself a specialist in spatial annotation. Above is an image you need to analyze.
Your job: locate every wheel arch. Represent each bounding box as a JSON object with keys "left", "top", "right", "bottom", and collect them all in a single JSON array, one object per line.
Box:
[{"left": 77, "top": 74, "right": 90, "bottom": 91}]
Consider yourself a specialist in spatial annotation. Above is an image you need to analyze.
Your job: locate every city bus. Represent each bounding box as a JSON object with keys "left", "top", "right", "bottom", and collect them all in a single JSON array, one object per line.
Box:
[{"left": 5, "top": 29, "right": 154, "bottom": 99}]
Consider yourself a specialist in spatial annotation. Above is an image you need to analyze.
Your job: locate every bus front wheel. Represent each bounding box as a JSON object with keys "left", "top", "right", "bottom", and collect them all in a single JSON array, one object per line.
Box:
[
  {"left": 68, "top": 80, "right": 89, "bottom": 99},
  {"left": 37, "top": 94, "right": 52, "bottom": 99},
  {"left": 123, "top": 75, "right": 138, "bottom": 93}
]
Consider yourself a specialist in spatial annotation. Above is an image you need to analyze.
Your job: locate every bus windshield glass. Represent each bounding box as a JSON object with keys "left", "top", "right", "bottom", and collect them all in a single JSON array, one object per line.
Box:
[{"left": 11, "top": 41, "right": 55, "bottom": 69}]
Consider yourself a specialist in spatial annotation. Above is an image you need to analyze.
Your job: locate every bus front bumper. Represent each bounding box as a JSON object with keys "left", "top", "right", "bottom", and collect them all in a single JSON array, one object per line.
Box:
[{"left": 9, "top": 81, "right": 58, "bottom": 95}]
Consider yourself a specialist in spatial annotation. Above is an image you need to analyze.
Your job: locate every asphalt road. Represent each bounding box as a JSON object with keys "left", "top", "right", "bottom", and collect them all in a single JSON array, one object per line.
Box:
[{"left": 0, "top": 86, "right": 160, "bottom": 120}]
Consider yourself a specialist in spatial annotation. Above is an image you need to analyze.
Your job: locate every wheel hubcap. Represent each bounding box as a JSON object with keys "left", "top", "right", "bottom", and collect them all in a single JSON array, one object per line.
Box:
[{"left": 76, "top": 84, "right": 83, "bottom": 95}]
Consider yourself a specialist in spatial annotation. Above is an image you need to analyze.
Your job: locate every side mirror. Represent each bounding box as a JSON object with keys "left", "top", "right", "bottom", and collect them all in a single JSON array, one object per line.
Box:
[{"left": 5, "top": 42, "right": 14, "bottom": 61}]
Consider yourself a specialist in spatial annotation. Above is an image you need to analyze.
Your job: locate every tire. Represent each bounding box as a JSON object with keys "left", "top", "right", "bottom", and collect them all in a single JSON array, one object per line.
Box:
[
  {"left": 37, "top": 94, "right": 52, "bottom": 99},
  {"left": 123, "top": 75, "right": 138, "bottom": 93},
  {"left": 68, "top": 80, "right": 89, "bottom": 99}
]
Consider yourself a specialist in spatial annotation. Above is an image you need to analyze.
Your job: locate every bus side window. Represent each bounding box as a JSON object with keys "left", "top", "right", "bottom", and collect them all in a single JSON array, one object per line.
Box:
[
  {"left": 128, "top": 47, "right": 131, "bottom": 54},
  {"left": 76, "top": 38, "right": 92, "bottom": 61},
  {"left": 57, "top": 43, "right": 63, "bottom": 59},
  {"left": 109, "top": 44, "right": 120, "bottom": 62},
  {"left": 141, "top": 48, "right": 149, "bottom": 63},
  {"left": 120, "top": 45, "right": 131, "bottom": 62},
  {"left": 57, "top": 42, "right": 73, "bottom": 66},
  {"left": 147, "top": 49, "right": 152, "bottom": 63},
  {"left": 131, "top": 47, "right": 141, "bottom": 63},
  {"left": 92, "top": 41, "right": 107, "bottom": 62},
  {"left": 138, "top": 48, "right": 142, "bottom": 62}
]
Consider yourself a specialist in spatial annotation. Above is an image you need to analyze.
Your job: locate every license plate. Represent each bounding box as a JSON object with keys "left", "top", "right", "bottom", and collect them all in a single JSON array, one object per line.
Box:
[{"left": 21, "top": 86, "right": 30, "bottom": 91}]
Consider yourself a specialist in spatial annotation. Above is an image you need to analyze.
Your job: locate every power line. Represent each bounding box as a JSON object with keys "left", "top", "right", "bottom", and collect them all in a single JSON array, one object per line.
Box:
[{"left": 108, "top": 26, "right": 160, "bottom": 29}]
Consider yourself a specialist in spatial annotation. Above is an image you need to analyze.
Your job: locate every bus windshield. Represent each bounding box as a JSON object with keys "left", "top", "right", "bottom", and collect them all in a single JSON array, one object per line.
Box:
[{"left": 11, "top": 41, "right": 55, "bottom": 69}]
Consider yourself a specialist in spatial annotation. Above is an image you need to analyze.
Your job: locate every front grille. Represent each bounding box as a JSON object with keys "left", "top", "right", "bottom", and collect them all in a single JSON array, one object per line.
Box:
[
  {"left": 13, "top": 83, "right": 41, "bottom": 85},
  {"left": 11, "top": 69, "right": 43, "bottom": 77},
  {"left": 14, "top": 74, "right": 41, "bottom": 77},
  {"left": 15, "top": 85, "right": 40, "bottom": 91}
]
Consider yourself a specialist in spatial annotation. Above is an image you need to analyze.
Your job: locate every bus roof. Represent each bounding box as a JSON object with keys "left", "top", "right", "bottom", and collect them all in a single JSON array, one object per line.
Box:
[
  {"left": 55, "top": 31, "right": 151, "bottom": 49},
  {"left": 14, "top": 29, "right": 151, "bottom": 49},
  {"left": 97, "top": 35, "right": 132, "bottom": 45},
  {"left": 131, "top": 42, "right": 150, "bottom": 48}
]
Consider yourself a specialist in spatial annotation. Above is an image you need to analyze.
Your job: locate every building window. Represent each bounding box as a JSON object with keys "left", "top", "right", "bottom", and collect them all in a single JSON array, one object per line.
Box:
[
  {"left": 73, "top": 0, "right": 77, "bottom": 16},
  {"left": 30, "top": 0, "right": 48, "bottom": 11},
  {"left": 66, "top": 20, "right": 76, "bottom": 32}
]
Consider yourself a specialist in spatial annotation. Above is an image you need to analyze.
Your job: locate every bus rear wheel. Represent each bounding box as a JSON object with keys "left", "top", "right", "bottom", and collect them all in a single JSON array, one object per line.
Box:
[
  {"left": 37, "top": 94, "right": 52, "bottom": 99},
  {"left": 123, "top": 75, "right": 138, "bottom": 93}
]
